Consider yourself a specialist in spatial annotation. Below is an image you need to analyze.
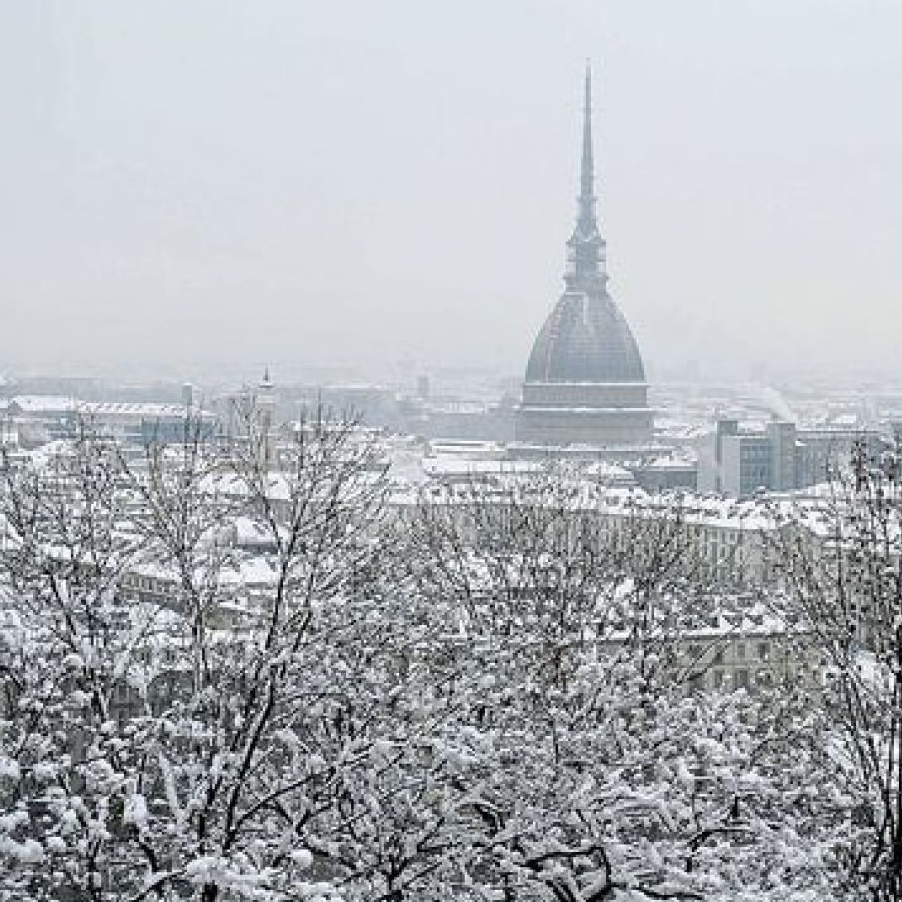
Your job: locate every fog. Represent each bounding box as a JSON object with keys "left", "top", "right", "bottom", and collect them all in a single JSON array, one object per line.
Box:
[{"left": 2, "top": 0, "right": 901, "bottom": 384}]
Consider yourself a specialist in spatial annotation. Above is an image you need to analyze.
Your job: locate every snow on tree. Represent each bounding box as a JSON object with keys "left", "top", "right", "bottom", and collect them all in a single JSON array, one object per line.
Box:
[
  {"left": 769, "top": 441, "right": 902, "bottom": 902},
  {"left": 0, "top": 413, "right": 389, "bottom": 900},
  {"left": 397, "top": 472, "right": 837, "bottom": 901},
  {"left": 0, "top": 423, "right": 869, "bottom": 901}
]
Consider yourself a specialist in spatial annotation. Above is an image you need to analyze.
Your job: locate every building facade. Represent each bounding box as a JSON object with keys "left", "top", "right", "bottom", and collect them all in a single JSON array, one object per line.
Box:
[{"left": 699, "top": 417, "right": 887, "bottom": 497}]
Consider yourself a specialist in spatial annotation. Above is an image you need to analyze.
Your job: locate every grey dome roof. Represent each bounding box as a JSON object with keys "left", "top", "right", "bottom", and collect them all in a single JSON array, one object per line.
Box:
[{"left": 525, "top": 290, "right": 646, "bottom": 384}]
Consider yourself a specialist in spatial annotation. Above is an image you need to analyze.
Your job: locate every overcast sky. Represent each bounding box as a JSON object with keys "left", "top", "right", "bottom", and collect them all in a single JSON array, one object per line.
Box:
[{"left": 2, "top": 1, "right": 901, "bottom": 384}]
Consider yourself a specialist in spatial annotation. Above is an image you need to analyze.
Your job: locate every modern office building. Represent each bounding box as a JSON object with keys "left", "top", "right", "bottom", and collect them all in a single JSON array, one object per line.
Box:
[{"left": 698, "top": 417, "right": 887, "bottom": 497}]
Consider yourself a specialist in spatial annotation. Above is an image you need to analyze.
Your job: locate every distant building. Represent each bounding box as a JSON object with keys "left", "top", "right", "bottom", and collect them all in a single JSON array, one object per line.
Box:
[
  {"left": 630, "top": 457, "right": 698, "bottom": 493},
  {"left": 515, "top": 65, "right": 653, "bottom": 450},
  {"left": 6, "top": 396, "right": 77, "bottom": 444},
  {"left": 698, "top": 417, "right": 887, "bottom": 497},
  {"left": 6, "top": 395, "right": 216, "bottom": 447}
]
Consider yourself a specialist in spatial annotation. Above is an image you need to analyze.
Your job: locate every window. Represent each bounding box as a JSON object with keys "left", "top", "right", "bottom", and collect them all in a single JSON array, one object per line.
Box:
[
  {"left": 758, "top": 642, "right": 769, "bottom": 661},
  {"left": 736, "top": 642, "right": 746, "bottom": 661},
  {"left": 736, "top": 669, "right": 749, "bottom": 689}
]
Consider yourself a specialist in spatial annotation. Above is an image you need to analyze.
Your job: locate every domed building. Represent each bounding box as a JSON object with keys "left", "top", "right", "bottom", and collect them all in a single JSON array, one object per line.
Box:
[{"left": 516, "top": 67, "right": 653, "bottom": 449}]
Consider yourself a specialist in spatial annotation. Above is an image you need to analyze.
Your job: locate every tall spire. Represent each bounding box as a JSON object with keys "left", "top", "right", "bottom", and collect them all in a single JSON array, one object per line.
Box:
[
  {"left": 579, "top": 60, "right": 595, "bottom": 232},
  {"left": 565, "top": 60, "right": 606, "bottom": 294}
]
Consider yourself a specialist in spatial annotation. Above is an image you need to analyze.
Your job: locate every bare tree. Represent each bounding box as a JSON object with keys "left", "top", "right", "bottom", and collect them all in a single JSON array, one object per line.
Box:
[
  {"left": 0, "top": 422, "right": 874, "bottom": 902},
  {"left": 769, "top": 440, "right": 902, "bottom": 901},
  {"left": 0, "top": 410, "right": 413, "bottom": 901},
  {"left": 398, "top": 471, "right": 827, "bottom": 902}
]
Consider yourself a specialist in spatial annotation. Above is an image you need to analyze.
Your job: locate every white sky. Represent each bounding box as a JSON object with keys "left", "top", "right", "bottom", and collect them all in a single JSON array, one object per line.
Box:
[{"left": 1, "top": 1, "right": 901, "bottom": 383}]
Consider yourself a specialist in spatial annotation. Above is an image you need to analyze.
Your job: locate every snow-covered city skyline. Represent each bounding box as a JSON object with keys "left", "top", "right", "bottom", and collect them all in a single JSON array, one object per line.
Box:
[{"left": 6, "top": 7, "right": 902, "bottom": 898}]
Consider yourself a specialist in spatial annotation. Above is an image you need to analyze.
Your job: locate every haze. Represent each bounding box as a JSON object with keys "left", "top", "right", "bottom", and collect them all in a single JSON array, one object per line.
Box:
[{"left": 2, "top": 0, "right": 901, "bottom": 384}]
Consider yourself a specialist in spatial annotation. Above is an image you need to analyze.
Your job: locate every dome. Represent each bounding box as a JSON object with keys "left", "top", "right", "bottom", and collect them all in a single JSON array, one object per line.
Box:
[{"left": 525, "top": 290, "right": 646, "bottom": 384}]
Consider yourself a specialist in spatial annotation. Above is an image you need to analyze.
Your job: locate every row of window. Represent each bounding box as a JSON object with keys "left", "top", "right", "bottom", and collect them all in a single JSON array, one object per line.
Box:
[{"left": 689, "top": 641, "right": 772, "bottom": 665}]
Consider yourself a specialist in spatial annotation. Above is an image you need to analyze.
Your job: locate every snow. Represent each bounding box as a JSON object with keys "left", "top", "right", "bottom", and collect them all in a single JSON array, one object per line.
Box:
[
  {"left": 9, "top": 395, "right": 77, "bottom": 414},
  {"left": 1, "top": 414, "right": 893, "bottom": 902},
  {"left": 123, "top": 793, "right": 149, "bottom": 830},
  {"left": 0, "top": 756, "right": 20, "bottom": 780}
]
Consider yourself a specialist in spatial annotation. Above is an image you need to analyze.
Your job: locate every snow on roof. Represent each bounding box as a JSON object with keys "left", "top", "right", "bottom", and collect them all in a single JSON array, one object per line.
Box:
[
  {"left": 10, "top": 395, "right": 77, "bottom": 414},
  {"left": 395, "top": 478, "right": 795, "bottom": 533},
  {"left": 643, "top": 456, "right": 697, "bottom": 470},
  {"left": 231, "top": 515, "right": 279, "bottom": 546},
  {"left": 26, "top": 439, "right": 79, "bottom": 467},
  {"left": 126, "top": 550, "right": 280, "bottom": 588},
  {"left": 9, "top": 396, "right": 216, "bottom": 420},
  {"left": 78, "top": 401, "right": 215, "bottom": 420},
  {"left": 584, "top": 460, "right": 633, "bottom": 478},
  {"left": 422, "top": 457, "right": 543, "bottom": 478}
]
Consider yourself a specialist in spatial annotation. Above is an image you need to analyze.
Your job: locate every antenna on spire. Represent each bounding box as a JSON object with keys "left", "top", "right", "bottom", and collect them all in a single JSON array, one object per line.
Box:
[
  {"left": 579, "top": 60, "right": 596, "bottom": 231},
  {"left": 581, "top": 60, "right": 594, "bottom": 211}
]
